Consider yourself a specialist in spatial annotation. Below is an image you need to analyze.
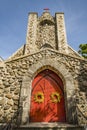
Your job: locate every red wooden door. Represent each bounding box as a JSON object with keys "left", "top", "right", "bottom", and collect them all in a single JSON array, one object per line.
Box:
[{"left": 29, "top": 69, "right": 66, "bottom": 122}]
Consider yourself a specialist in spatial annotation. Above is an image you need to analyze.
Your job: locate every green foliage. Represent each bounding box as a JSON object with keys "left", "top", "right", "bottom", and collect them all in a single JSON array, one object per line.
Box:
[{"left": 78, "top": 44, "right": 87, "bottom": 58}]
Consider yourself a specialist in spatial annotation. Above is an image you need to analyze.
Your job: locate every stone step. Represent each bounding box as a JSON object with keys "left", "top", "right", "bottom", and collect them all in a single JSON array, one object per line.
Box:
[
  {"left": 14, "top": 127, "right": 85, "bottom": 130},
  {"left": 14, "top": 123, "right": 85, "bottom": 130}
]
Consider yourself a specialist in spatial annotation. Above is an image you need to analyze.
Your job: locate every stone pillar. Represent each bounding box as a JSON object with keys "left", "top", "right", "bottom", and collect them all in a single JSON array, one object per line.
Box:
[
  {"left": 25, "top": 12, "right": 38, "bottom": 54},
  {"left": 20, "top": 76, "right": 32, "bottom": 124},
  {"left": 55, "top": 13, "right": 68, "bottom": 53}
]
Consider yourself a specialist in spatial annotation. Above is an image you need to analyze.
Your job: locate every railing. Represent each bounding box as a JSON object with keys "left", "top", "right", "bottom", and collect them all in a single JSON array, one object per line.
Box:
[{"left": 0, "top": 106, "right": 22, "bottom": 130}]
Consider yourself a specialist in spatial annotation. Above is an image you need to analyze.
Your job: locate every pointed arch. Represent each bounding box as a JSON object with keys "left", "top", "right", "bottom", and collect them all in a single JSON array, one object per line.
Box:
[
  {"left": 40, "top": 19, "right": 55, "bottom": 26},
  {"left": 29, "top": 69, "right": 66, "bottom": 122},
  {"left": 20, "top": 58, "right": 75, "bottom": 124}
]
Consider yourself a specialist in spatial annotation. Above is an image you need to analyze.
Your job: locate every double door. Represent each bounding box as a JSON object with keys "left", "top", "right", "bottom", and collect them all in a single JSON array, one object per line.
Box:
[{"left": 29, "top": 69, "right": 66, "bottom": 122}]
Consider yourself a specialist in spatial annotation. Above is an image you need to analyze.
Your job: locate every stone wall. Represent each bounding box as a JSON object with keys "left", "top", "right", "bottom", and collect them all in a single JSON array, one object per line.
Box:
[
  {"left": 68, "top": 46, "right": 82, "bottom": 58},
  {"left": 36, "top": 20, "right": 56, "bottom": 49},
  {"left": 56, "top": 13, "right": 68, "bottom": 53},
  {"left": 0, "top": 49, "right": 87, "bottom": 125},
  {"left": 8, "top": 45, "right": 25, "bottom": 60},
  {"left": 36, "top": 12, "right": 56, "bottom": 49},
  {"left": 7, "top": 12, "right": 82, "bottom": 60},
  {"left": 25, "top": 13, "right": 38, "bottom": 54}
]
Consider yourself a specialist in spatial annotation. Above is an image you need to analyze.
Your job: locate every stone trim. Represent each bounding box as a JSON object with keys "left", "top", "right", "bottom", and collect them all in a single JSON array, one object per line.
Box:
[
  {"left": 20, "top": 57, "right": 76, "bottom": 124},
  {"left": 5, "top": 49, "right": 85, "bottom": 63}
]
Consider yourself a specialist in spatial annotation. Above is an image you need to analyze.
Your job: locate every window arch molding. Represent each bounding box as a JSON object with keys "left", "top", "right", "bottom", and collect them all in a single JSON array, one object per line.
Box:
[{"left": 39, "top": 19, "right": 55, "bottom": 26}]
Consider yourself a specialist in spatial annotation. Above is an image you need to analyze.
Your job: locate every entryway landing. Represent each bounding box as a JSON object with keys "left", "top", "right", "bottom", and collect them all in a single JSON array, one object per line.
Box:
[{"left": 15, "top": 123, "right": 85, "bottom": 130}]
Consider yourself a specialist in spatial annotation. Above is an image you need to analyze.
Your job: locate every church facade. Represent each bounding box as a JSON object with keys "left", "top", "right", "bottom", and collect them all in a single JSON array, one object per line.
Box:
[{"left": 0, "top": 11, "right": 87, "bottom": 129}]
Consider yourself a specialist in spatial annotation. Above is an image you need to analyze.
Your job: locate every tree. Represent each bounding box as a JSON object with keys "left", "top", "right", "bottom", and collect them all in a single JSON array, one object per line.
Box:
[{"left": 78, "top": 44, "right": 87, "bottom": 58}]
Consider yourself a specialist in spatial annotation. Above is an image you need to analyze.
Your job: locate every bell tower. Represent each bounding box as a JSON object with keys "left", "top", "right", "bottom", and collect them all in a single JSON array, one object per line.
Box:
[
  {"left": 25, "top": 11, "right": 68, "bottom": 54},
  {"left": 0, "top": 10, "right": 87, "bottom": 129}
]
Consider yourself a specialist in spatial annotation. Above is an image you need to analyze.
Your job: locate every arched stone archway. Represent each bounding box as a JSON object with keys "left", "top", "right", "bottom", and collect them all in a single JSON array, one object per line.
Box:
[{"left": 20, "top": 59, "right": 76, "bottom": 124}]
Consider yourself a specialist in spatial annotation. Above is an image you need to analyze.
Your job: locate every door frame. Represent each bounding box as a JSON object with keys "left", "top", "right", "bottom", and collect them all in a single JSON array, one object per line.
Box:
[
  {"left": 29, "top": 69, "right": 66, "bottom": 122},
  {"left": 20, "top": 64, "right": 76, "bottom": 124}
]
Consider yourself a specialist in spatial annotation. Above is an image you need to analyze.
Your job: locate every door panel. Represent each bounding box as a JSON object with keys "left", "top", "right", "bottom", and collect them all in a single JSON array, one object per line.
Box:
[{"left": 29, "top": 69, "right": 66, "bottom": 122}]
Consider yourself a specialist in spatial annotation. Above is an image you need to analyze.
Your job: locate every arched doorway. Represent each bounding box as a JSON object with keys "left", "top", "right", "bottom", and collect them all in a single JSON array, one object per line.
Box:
[{"left": 29, "top": 69, "right": 66, "bottom": 122}]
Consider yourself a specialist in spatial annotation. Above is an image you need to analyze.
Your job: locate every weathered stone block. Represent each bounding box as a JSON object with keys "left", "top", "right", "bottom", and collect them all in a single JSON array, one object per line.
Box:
[
  {"left": 14, "top": 88, "right": 20, "bottom": 94},
  {"left": 4, "top": 105, "right": 10, "bottom": 110},
  {"left": 5, "top": 93, "right": 12, "bottom": 99},
  {"left": 7, "top": 100, "right": 13, "bottom": 106},
  {"left": 0, "top": 99, "right": 4, "bottom": 105},
  {"left": 13, "top": 95, "right": 19, "bottom": 100}
]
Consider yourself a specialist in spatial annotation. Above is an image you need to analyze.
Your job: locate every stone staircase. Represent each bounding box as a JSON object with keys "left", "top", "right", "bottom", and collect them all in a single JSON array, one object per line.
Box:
[{"left": 13, "top": 123, "right": 86, "bottom": 130}]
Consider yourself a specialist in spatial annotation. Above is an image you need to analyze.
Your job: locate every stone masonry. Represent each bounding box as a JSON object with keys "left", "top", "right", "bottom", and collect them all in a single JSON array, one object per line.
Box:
[{"left": 0, "top": 11, "right": 87, "bottom": 128}]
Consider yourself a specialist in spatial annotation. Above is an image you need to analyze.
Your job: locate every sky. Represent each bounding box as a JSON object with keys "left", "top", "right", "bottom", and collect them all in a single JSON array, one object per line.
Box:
[{"left": 0, "top": 0, "right": 87, "bottom": 59}]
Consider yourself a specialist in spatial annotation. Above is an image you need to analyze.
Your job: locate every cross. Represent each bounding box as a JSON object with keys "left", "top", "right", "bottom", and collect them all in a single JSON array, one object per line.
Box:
[{"left": 43, "top": 8, "right": 50, "bottom": 11}]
